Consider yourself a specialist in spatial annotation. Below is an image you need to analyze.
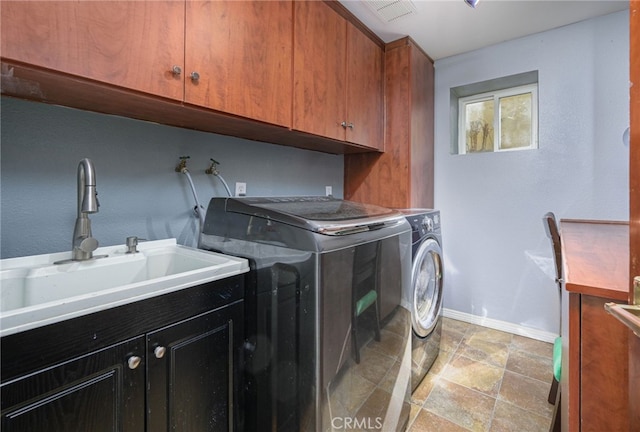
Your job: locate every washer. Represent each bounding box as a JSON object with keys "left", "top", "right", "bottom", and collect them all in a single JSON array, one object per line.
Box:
[
  {"left": 398, "top": 209, "right": 444, "bottom": 392},
  {"left": 200, "top": 197, "right": 413, "bottom": 432}
]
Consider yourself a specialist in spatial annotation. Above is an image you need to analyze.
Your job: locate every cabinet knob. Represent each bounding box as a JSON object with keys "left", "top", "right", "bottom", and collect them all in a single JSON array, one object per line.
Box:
[
  {"left": 341, "top": 121, "right": 347, "bottom": 129},
  {"left": 127, "top": 356, "right": 142, "bottom": 370},
  {"left": 171, "top": 65, "right": 182, "bottom": 76},
  {"left": 154, "top": 346, "right": 167, "bottom": 359},
  {"left": 347, "top": 122, "right": 354, "bottom": 130},
  {"left": 190, "top": 72, "right": 200, "bottom": 82}
]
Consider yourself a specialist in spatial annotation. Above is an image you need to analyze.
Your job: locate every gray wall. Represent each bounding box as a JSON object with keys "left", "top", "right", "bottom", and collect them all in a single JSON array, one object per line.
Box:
[
  {"left": 434, "top": 10, "right": 629, "bottom": 334},
  {"left": 1, "top": 98, "right": 344, "bottom": 258}
]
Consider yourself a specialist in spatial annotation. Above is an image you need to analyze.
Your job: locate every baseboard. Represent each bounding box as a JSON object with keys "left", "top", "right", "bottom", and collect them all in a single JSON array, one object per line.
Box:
[{"left": 442, "top": 308, "right": 558, "bottom": 343}]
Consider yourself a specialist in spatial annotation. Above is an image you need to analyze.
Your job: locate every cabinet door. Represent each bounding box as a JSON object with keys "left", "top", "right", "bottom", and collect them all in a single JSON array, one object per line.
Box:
[
  {"left": 185, "top": 1, "right": 293, "bottom": 127},
  {"left": 345, "top": 39, "right": 435, "bottom": 208},
  {"left": 0, "top": 1, "right": 185, "bottom": 101},
  {"left": 147, "top": 302, "right": 243, "bottom": 431},
  {"left": 345, "top": 23, "right": 384, "bottom": 150},
  {"left": 0, "top": 337, "right": 145, "bottom": 432},
  {"left": 293, "top": 1, "right": 347, "bottom": 141},
  {"left": 580, "top": 295, "right": 629, "bottom": 431}
]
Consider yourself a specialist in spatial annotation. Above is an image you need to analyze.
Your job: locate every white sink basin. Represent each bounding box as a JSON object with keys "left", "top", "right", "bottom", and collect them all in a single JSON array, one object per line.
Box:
[{"left": 0, "top": 239, "right": 249, "bottom": 337}]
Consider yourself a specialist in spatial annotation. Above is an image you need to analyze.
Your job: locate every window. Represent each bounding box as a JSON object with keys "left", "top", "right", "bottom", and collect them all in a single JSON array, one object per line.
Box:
[{"left": 458, "top": 83, "right": 538, "bottom": 154}]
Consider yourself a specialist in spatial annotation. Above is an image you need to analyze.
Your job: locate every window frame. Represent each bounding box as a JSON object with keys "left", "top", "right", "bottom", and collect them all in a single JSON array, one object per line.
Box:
[{"left": 457, "top": 83, "right": 538, "bottom": 155}]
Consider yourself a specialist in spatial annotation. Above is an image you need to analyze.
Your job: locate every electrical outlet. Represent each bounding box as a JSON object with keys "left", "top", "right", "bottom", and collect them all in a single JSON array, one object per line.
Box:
[
  {"left": 325, "top": 186, "right": 332, "bottom": 196},
  {"left": 235, "top": 182, "right": 247, "bottom": 196}
]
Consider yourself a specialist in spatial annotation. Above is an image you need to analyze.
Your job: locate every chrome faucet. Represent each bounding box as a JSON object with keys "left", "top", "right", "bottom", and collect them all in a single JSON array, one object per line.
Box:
[{"left": 72, "top": 158, "right": 99, "bottom": 261}]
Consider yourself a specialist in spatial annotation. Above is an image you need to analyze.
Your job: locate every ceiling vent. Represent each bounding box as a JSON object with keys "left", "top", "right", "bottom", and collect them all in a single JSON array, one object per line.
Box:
[{"left": 364, "top": 0, "right": 418, "bottom": 23}]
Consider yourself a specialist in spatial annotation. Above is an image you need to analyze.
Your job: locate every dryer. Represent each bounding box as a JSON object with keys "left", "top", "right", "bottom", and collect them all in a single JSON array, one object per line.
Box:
[{"left": 399, "top": 209, "right": 444, "bottom": 392}]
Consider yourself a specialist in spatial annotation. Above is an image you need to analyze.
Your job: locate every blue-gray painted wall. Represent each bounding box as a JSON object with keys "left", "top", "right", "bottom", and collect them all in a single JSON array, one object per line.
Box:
[
  {"left": 1, "top": 98, "right": 344, "bottom": 258},
  {"left": 434, "top": 10, "right": 629, "bottom": 334}
]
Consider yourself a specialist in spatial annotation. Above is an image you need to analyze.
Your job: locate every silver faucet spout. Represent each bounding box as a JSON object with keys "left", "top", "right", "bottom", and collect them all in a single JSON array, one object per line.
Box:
[
  {"left": 78, "top": 158, "right": 98, "bottom": 214},
  {"left": 72, "top": 158, "right": 99, "bottom": 261}
]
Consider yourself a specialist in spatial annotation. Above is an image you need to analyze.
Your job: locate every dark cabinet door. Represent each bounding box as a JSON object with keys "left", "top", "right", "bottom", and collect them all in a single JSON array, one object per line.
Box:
[
  {"left": 146, "top": 302, "right": 243, "bottom": 432},
  {"left": 0, "top": 336, "right": 145, "bottom": 432}
]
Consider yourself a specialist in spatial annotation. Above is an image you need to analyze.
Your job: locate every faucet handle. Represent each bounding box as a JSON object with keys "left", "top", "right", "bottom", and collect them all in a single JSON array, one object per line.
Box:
[
  {"left": 205, "top": 158, "right": 220, "bottom": 175},
  {"left": 78, "top": 237, "right": 98, "bottom": 254},
  {"left": 175, "top": 156, "right": 190, "bottom": 172}
]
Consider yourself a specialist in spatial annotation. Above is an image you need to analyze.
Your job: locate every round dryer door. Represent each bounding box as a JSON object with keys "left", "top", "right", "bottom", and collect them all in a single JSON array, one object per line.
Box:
[{"left": 412, "top": 238, "right": 444, "bottom": 338}]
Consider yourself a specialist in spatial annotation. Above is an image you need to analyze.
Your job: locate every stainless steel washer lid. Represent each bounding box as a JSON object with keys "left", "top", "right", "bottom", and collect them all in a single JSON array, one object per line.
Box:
[{"left": 223, "top": 196, "right": 405, "bottom": 235}]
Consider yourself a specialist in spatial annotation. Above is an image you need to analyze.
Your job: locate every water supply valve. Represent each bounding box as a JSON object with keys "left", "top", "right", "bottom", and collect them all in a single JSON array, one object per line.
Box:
[
  {"left": 205, "top": 158, "right": 220, "bottom": 175},
  {"left": 175, "top": 156, "right": 190, "bottom": 173}
]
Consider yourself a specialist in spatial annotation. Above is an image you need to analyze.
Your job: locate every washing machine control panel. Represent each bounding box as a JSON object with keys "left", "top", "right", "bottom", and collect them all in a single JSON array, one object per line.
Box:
[
  {"left": 403, "top": 210, "right": 441, "bottom": 240},
  {"left": 421, "top": 216, "right": 434, "bottom": 232},
  {"left": 419, "top": 214, "right": 440, "bottom": 233}
]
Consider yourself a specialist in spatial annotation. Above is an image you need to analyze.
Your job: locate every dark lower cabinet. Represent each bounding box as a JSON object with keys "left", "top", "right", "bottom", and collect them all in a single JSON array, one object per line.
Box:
[
  {"left": 1, "top": 276, "right": 245, "bottom": 432},
  {"left": 147, "top": 307, "right": 241, "bottom": 431},
  {"left": 1, "top": 337, "right": 146, "bottom": 431}
]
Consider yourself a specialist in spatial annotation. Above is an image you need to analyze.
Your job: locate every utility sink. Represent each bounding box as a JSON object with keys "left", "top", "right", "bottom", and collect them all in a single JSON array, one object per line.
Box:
[{"left": 0, "top": 239, "right": 248, "bottom": 337}]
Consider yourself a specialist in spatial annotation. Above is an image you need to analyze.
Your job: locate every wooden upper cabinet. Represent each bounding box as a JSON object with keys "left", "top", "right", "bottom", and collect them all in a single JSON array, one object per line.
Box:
[
  {"left": 0, "top": 1, "right": 185, "bottom": 101},
  {"left": 1, "top": 0, "right": 383, "bottom": 154},
  {"left": 293, "top": 0, "right": 347, "bottom": 142},
  {"left": 293, "top": 1, "right": 383, "bottom": 149},
  {"left": 345, "top": 38, "right": 434, "bottom": 208},
  {"left": 345, "top": 22, "right": 384, "bottom": 151},
  {"left": 1, "top": 1, "right": 293, "bottom": 127},
  {"left": 185, "top": 1, "right": 293, "bottom": 127}
]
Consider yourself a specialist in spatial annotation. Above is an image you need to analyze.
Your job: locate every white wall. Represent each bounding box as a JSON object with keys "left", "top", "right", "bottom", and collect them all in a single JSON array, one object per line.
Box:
[
  {"left": 1, "top": 98, "right": 344, "bottom": 258},
  {"left": 434, "top": 11, "right": 629, "bottom": 334}
]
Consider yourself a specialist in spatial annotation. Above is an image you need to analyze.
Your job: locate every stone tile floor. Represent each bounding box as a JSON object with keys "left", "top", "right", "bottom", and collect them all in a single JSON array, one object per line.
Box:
[{"left": 407, "top": 317, "right": 554, "bottom": 432}]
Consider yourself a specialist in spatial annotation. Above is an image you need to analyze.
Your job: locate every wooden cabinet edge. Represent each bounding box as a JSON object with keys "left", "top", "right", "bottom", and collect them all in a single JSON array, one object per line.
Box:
[
  {"left": 385, "top": 36, "right": 434, "bottom": 64},
  {"left": 1, "top": 60, "right": 378, "bottom": 155},
  {"left": 323, "top": 0, "right": 384, "bottom": 49},
  {"left": 566, "top": 292, "right": 581, "bottom": 432}
]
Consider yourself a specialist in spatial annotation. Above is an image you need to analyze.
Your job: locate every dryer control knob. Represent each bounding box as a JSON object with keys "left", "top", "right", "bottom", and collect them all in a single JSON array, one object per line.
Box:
[{"left": 423, "top": 217, "right": 434, "bottom": 232}]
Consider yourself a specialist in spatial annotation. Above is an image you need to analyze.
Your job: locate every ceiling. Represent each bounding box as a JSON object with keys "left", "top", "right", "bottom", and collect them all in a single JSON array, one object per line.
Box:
[{"left": 338, "top": 0, "right": 629, "bottom": 60}]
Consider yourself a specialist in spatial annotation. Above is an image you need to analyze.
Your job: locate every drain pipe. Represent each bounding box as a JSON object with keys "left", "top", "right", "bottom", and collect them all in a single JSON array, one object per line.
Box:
[
  {"left": 205, "top": 158, "right": 233, "bottom": 197},
  {"left": 175, "top": 156, "right": 205, "bottom": 241}
]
